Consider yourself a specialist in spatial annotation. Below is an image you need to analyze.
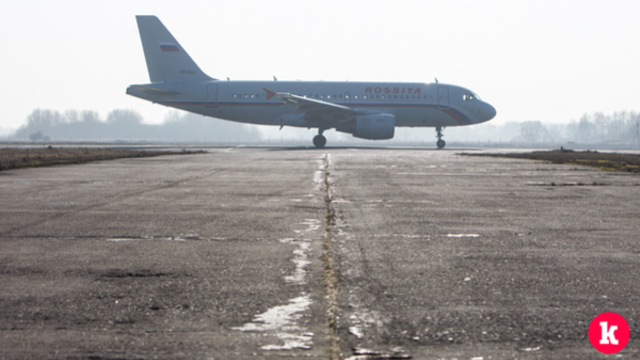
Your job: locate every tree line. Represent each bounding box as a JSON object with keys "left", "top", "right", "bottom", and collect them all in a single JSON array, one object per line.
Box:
[
  {"left": 10, "top": 109, "right": 261, "bottom": 142},
  {"left": 443, "top": 111, "right": 640, "bottom": 146},
  {"left": 518, "top": 111, "right": 640, "bottom": 144},
  {"left": 5, "top": 108, "right": 640, "bottom": 146}
]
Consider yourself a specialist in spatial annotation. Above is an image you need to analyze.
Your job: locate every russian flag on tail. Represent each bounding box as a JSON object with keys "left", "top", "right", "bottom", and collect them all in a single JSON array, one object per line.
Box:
[{"left": 159, "top": 43, "right": 179, "bottom": 52}]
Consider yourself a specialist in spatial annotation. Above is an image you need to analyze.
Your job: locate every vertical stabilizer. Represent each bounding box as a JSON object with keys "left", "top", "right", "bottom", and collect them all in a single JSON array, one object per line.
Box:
[{"left": 136, "top": 15, "right": 213, "bottom": 82}]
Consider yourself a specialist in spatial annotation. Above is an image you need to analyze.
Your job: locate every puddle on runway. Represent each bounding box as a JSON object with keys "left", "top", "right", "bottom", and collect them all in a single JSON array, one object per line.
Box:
[
  {"left": 332, "top": 198, "right": 351, "bottom": 204},
  {"left": 279, "top": 239, "right": 311, "bottom": 285},
  {"left": 288, "top": 219, "right": 322, "bottom": 286},
  {"left": 106, "top": 234, "right": 231, "bottom": 242},
  {"left": 107, "top": 237, "right": 186, "bottom": 242},
  {"left": 315, "top": 154, "right": 331, "bottom": 192},
  {"left": 233, "top": 217, "right": 319, "bottom": 350},
  {"left": 347, "top": 306, "right": 385, "bottom": 340},
  {"left": 294, "top": 218, "right": 321, "bottom": 236},
  {"left": 372, "top": 234, "right": 430, "bottom": 239},
  {"left": 314, "top": 170, "right": 324, "bottom": 189},
  {"left": 348, "top": 347, "right": 410, "bottom": 360},
  {"left": 233, "top": 295, "right": 314, "bottom": 350},
  {"left": 232, "top": 157, "right": 328, "bottom": 352}
]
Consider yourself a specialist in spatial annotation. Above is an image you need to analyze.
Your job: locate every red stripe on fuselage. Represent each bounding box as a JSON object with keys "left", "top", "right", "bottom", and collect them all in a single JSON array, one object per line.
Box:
[{"left": 155, "top": 101, "right": 473, "bottom": 124}]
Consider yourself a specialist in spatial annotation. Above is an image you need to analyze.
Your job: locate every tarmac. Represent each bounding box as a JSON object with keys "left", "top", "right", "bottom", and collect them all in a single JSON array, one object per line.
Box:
[{"left": 1, "top": 146, "right": 639, "bottom": 359}]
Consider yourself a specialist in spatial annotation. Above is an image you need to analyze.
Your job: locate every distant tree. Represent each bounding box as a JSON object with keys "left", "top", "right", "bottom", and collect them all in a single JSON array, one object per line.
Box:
[
  {"left": 14, "top": 109, "right": 63, "bottom": 139},
  {"left": 81, "top": 110, "right": 101, "bottom": 124},
  {"left": 593, "top": 112, "right": 607, "bottom": 143},
  {"left": 520, "top": 120, "right": 544, "bottom": 143},
  {"left": 576, "top": 114, "right": 595, "bottom": 143},
  {"left": 64, "top": 109, "right": 80, "bottom": 123},
  {"left": 107, "top": 109, "right": 143, "bottom": 126},
  {"left": 624, "top": 111, "right": 640, "bottom": 143},
  {"left": 544, "top": 123, "right": 563, "bottom": 143},
  {"left": 606, "top": 112, "right": 625, "bottom": 142}
]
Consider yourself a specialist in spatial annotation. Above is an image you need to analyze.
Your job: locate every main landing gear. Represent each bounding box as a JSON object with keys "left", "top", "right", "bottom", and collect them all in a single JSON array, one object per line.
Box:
[
  {"left": 436, "top": 126, "right": 446, "bottom": 149},
  {"left": 313, "top": 129, "right": 327, "bottom": 148}
]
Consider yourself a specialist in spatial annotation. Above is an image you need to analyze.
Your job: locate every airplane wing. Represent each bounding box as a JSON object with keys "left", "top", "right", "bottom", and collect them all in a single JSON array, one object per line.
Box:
[{"left": 264, "top": 88, "right": 371, "bottom": 123}]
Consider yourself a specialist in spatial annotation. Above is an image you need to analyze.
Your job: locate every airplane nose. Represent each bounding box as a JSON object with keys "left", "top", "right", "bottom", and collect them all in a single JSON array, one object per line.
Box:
[{"left": 483, "top": 102, "right": 497, "bottom": 122}]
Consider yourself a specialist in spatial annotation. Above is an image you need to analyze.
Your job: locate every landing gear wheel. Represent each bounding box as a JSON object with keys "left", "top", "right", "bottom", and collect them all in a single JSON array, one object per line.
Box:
[
  {"left": 313, "top": 134, "right": 326, "bottom": 148},
  {"left": 435, "top": 126, "right": 446, "bottom": 149}
]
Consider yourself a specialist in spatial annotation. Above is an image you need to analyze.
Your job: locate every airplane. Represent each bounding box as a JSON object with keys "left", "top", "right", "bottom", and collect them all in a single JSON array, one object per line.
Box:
[{"left": 127, "top": 16, "right": 496, "bottom": 148}]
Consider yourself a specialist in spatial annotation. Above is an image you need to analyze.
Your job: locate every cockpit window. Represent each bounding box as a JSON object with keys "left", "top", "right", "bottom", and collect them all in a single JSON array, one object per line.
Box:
[{"left": 463, "top": 93, "right": 479, "bottom": 101}]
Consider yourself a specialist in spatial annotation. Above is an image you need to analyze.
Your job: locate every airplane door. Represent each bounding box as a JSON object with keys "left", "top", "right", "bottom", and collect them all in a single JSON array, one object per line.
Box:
[
  {"left": 437, "top": 86, "right": 449, "bottom": 108},
  {"left": 206, "top": 84, "right": 218, "bottom": 108}
]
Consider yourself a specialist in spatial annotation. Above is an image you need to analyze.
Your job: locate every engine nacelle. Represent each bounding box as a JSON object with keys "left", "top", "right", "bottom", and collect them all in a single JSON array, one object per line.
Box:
[{"left": 336, "top": 113, "right": 395, "bottom": 140}]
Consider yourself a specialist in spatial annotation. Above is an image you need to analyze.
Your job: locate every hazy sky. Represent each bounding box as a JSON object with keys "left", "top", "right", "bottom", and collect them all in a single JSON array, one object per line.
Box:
[{"left": 2, "top": 0, "right": 639, "bottom": 130}]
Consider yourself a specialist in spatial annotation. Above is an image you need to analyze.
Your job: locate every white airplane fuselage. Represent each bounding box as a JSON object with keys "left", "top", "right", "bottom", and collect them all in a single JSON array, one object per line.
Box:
[
  {"left": 127, "top": 16, "right": 496, "bottom": 148},
  {"left": 128, "top": 81, "right": 494, "bottom": 128}
]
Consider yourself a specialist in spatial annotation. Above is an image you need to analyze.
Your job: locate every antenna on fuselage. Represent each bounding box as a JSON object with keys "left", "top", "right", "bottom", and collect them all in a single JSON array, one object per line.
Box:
[
  {"left": 435, "top": 78, "right": 439, "bottom": 83},
  {"left": 273, "top": 76, "right": 277, "bottom": 81}
]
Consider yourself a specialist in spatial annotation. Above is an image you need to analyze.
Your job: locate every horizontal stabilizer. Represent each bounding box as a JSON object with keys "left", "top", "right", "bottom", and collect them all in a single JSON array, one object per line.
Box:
[{"left": 127, "top": 84, "right": 181, "bottom": 96}]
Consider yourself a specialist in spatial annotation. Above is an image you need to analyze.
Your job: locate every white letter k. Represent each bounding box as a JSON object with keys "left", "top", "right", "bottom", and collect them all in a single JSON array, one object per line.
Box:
[{"left": 600, "top": 321, "right": 619, "bottom": 345}]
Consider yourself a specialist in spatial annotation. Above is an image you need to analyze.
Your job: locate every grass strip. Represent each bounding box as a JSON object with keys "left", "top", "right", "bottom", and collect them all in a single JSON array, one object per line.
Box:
[
  {"left": 462, "top": 150, "right": 640, "bottom": 173},
  {"left": 0, "top": 147, "right": 204, "bottom": 171}
]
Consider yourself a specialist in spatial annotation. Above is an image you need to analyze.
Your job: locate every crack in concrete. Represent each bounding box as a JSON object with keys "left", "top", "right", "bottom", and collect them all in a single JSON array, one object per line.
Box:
[{"left": 320, "top": 153, "right": 341, "bottom": 360}]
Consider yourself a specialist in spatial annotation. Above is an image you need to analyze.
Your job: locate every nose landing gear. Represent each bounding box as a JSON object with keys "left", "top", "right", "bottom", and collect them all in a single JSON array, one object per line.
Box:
[{"left": 436, "top": 126, "right": 446, "bottom": 149}]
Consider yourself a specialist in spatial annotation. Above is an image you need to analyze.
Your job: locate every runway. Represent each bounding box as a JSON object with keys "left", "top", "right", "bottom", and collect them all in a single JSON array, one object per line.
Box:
[{"left": 1, "top": 147, "right": 639, "bottom": 359}]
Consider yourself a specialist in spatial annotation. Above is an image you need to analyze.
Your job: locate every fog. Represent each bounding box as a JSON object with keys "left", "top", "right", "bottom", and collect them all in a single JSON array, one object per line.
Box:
[
  {"left": 439, "top": 111, "right": 640, "bottom": 147},
  {"left": 7, "top": 109, "right": 261, "bottom": 143},
  {"left": 3, "top": 108, "right": 639, "bottom": 149}
]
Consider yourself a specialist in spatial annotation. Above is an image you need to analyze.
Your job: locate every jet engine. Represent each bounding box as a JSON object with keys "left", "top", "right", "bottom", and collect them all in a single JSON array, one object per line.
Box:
[{"left": 336, "top": 113, "right": 395, "bottom": 140}]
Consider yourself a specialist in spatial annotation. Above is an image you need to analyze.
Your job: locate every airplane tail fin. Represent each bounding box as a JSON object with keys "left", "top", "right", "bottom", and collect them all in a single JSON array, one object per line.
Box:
[{"left": 136, "top": 15, "right": 213, "bottom": 83}]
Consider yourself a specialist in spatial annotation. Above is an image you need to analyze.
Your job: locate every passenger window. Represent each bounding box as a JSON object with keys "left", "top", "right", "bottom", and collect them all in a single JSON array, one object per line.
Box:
[{"left": 354, "top": 95, "right": 359, "bottom": 99}]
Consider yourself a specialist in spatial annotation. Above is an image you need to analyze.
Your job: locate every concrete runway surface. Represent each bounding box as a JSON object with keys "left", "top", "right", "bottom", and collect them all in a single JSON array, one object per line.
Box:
[{"left": 1, "top": 147, "right": 639, "bottom": 359}]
